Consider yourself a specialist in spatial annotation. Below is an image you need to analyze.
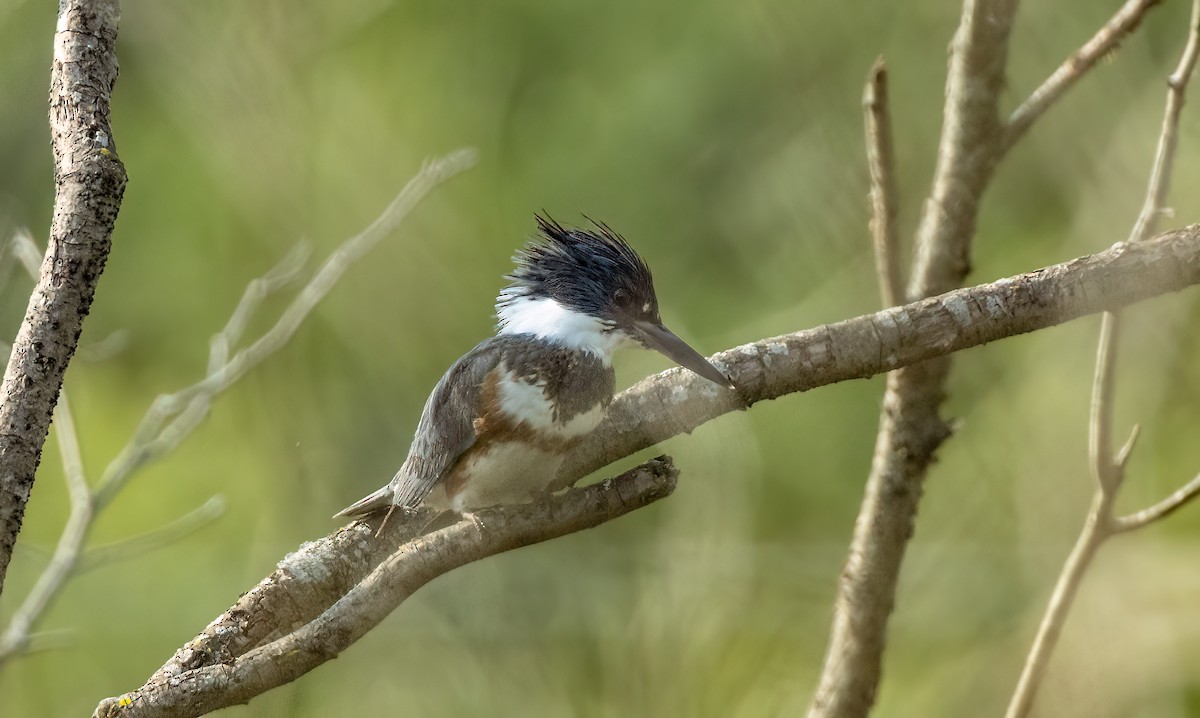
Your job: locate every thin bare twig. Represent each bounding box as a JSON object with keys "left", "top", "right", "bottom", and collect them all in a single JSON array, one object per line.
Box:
[
  {"left": 1114, "top": 423, "right": 1141, "bottom": 470},
  {"left": 77, "top": 497, "right": 227, "bottom": 573},
  {"left": 93, "top": 148, "right": 476, "bottom": 508},
  {"left": 77, "top": 330, "right": 130, "bottom": 363},
  {"left": 1128, "top": 0, "right": 1200, "bottom": 245},
  {"left": 864, "top": 57, "right": 903, "bottom": 308},
  {"left": 1006, "top": 493, "right": 1112, "bottom": 718},
  {"left": 1112, "top": 473, "right": 1200, "bottom": 532},
  {"left": 1002, "top": 0, "right": 1165, "bottom": 152},
  {"left": 9, "top": 229, "right": 42, "bottom": 276},
  {"left": 1006, "top": 3, "right": 1200, "bottom": 715},
  {"left": 0, "top": 151, "right": 476, "bottom": 668},
  {"left": 18, "top": 629, "right": 73, "bottom": 656}
]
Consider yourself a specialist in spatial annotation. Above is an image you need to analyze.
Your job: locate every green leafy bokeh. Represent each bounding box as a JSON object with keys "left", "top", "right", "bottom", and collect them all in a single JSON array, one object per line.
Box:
[{"left": 2, "top": 1, "right": 1199, "bottom": 716}]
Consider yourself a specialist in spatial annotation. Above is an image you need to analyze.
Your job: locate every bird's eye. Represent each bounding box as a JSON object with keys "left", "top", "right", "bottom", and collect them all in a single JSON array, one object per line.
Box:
[{"left": 613, "top": 289, "right": 628, "bottom": 304}]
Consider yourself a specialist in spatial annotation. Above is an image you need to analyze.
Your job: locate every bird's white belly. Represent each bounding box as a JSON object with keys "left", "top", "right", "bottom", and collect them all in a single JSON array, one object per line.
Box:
[
  {"left": 429, "top": 442, "right": 565, "bottom": 512},
  {"left": 422, "top": 371, "right": 607, "bottom": 513},
  {"left": 496, "top": 371, "right": 605, "bottom": 439}
]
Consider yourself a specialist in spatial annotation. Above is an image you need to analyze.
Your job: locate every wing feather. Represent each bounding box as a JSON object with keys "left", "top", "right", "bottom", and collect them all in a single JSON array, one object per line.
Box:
[{"left": 335, "top": 339, "right": 504, "bottom": 517}]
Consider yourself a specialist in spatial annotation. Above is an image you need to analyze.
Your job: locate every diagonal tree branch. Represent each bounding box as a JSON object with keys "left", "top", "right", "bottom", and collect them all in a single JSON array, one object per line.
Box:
[
  {"left": 1002, "top": 0, "right": 1164, "bottom": 152},
  {"left": 1112, "top": 472, "right": 1200, "bottom": 532},
  {"left": 76, "top": 496, "right": 227, "bottom": 573},
  {"left": 0, "top": 0, "right": 127, "bottom": 598},
  {"left": 94, "top": 225, "right": 1200, "bottom": 718},
  {"left": 93, "top": 457, "right": 680, "bottom": 718}
]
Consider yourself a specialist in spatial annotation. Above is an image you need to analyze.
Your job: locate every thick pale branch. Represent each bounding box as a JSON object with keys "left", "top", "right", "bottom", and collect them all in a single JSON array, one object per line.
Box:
[
  {"left": 564, "top": 226, "right": 1200, "bottom": 483},
  {"left": 152, "top": 505, "right": 439, "bottom": 679},
  {"left": 906, "top": 0, "right": 1015, "bottom": 301},
  {"left": 93, "top": 458, "right": 679, "bottom": 718},
  {"left": 0, "top": 0, "right": 126, "bottom": 596}
]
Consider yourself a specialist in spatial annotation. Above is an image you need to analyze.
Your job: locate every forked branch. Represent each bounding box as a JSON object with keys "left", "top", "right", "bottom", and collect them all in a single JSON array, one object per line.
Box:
[{"left": 1006, "top": 2, "right": 1200, "bottom": 715}]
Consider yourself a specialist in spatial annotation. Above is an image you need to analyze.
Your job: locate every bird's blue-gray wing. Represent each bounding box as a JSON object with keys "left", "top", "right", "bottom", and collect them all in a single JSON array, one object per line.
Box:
[{"left": 334, "top": 339, "right": 503, "bottom": 518}]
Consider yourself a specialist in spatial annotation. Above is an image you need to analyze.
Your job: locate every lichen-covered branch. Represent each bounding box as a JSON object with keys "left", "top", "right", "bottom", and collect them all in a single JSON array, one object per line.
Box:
[
  {"left": 0, "top": 0, "right": 127, "bottom": 597},
  {"left": 92, "top": 458, "right": 679, "bottom": 718}
]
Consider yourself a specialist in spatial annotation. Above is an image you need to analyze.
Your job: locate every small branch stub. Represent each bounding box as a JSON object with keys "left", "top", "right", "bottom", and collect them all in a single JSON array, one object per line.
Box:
[{"left": 864, "top": 56, "right": 903, "bottom": 308}]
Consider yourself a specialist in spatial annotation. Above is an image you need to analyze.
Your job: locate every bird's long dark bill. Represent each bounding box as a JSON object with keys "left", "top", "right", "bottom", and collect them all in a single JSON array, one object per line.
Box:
[{"left": 632, "top": 320, "right": 734, "bottom": 388}]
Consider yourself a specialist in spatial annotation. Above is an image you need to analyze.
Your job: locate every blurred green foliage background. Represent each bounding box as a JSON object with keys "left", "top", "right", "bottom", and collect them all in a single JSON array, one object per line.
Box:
[{"left": 2, "top": 1, "right": 1200, "bottom": 716}]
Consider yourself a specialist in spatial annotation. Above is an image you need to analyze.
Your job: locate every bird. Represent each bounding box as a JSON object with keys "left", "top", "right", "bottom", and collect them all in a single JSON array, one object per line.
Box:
[{"left": 335, "top": 214, "right": 733, "bottom": 524}]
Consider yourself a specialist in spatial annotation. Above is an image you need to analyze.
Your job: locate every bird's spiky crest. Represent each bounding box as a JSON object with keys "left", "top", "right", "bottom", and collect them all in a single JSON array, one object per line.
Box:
[{"left": 498, "top": 213, "right": 655, "bottom": 314}]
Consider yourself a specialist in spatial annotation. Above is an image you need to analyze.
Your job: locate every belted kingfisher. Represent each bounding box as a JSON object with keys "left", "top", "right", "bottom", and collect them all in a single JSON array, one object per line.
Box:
[{"left": 336, "top": 215, "right": 733, "bottom": 521}]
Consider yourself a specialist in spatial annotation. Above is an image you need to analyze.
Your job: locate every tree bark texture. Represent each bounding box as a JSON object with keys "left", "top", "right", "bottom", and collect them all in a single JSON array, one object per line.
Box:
[{"left": 0, "top": 0, "right": 126, "bottom": 596}]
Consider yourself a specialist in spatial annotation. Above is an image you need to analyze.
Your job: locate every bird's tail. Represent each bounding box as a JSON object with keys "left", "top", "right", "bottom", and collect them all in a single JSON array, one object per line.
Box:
[{"left": 334, "top": 484, "right": 395, "bottom": 519}]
